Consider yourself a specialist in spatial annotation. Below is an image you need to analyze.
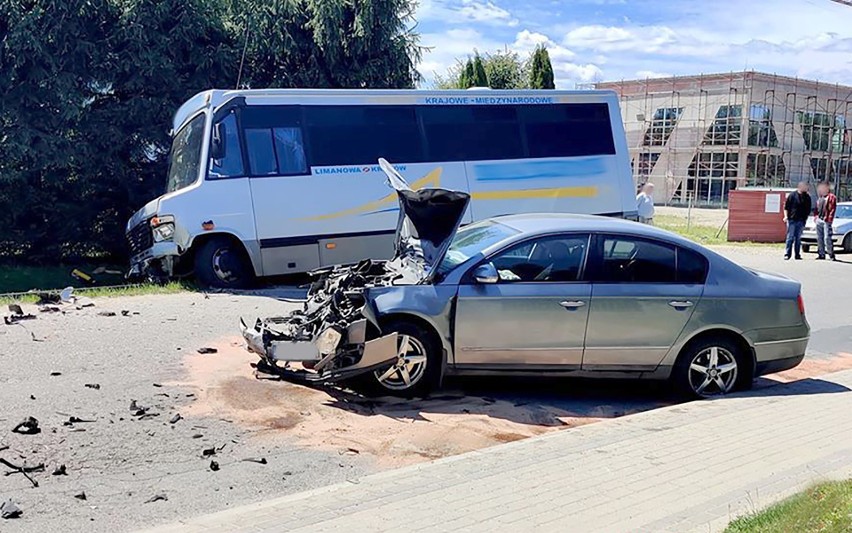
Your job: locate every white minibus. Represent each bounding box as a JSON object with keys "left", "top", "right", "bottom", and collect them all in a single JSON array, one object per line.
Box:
[{"left": 126, "top": 89, "right": 636, "bottom": 287}]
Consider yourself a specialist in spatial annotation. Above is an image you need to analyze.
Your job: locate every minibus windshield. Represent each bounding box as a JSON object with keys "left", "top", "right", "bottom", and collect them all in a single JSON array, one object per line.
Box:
[{"left": 166, "top": 113, "right": 205, "bottom": 193}]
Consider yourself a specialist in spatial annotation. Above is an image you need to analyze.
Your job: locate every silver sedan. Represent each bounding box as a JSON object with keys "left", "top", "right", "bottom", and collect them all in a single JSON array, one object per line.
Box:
[{"left": 243, "top": 161, "right": 809, "bottom": 399}]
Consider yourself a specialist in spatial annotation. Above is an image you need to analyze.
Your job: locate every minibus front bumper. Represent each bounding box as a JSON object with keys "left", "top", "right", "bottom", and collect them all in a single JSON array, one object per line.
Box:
[{"left": 128, "top": 242, "right": 181, "bottom": 279}]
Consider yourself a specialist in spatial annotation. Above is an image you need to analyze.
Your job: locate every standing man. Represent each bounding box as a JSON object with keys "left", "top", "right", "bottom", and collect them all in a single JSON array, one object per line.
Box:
[
  {"left": 814, "top": 181, "right": 837, "bottom": 261},
  {"left": 784, "top": 181, "right": 812, "bottom": 260},
  {"left": 637, "top": 182, "right": 655, "bottom": 224}
]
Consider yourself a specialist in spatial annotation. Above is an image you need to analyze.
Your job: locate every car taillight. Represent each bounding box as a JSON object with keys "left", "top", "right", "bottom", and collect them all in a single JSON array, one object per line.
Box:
[{"left": 797, "top": 294, "right": 805, "bottom": 315}]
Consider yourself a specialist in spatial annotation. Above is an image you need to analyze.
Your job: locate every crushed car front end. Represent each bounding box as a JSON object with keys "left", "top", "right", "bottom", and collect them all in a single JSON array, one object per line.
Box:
[{"left": 240, "top": 158, "right": 470, "bottom": 388}]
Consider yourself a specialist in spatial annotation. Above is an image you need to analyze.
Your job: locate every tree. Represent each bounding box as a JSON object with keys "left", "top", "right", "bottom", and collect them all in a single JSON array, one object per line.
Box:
[
  {"left": 470, "top": 54, "right": 488, "bottom": 87},
  {"left": 529, "top": 45, "right": 556, "bottom": 89},
  {"left": 434, "top": 50, "right": 528, "bottom": 89},
  {"left": 0, "top": 0, "right": 424, "bottom": 265}
]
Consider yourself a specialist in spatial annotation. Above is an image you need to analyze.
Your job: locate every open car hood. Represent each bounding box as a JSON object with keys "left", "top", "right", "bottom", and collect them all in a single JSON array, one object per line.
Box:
[{"left": 380, "top": 159, "right": 471, "bottom": 281}]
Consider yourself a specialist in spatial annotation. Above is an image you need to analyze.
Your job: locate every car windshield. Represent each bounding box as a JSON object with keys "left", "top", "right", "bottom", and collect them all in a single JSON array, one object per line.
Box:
[
  {"left": 836, "top": 205, "right": 852, "bottom": 219},
  {"left": 166, "top": 113, "right": 206, "bottom": 193},
  {"left": 436, "top": 220, "right": 519, "bottom": 275}
]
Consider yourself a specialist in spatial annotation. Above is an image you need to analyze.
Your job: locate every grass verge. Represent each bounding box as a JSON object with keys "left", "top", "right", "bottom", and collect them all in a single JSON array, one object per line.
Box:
[
  {"left": 654, "top": 215, "right": 782, "bottom": 248},
  {"left": 0, "top": 281, "right": 193, "bottom": 305},
  {"left": 726, "top": 479, "right": 852, "bottom": 533}
]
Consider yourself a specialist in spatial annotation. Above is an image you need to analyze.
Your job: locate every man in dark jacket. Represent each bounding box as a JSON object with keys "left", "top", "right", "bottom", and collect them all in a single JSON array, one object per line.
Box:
[{"left": 784, "top": 181, "right": 812, "bottom": 260}]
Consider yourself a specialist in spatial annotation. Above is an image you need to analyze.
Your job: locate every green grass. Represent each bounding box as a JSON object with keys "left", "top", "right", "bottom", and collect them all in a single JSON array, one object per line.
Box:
[
  {"left": 654, "top": 215, "right": 782, "bottom": 248},
  {"left": 0, "top": 264, "right": 127, "bottom": 294},
  {"left": 0, "top": 281, "right": 193, "bottom": 305},
  {"left": 726, "top": 480, "right": 852, "bottom": 533}
]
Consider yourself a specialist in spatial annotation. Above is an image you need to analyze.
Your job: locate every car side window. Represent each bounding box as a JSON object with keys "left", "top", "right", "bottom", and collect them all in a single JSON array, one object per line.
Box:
[
  {"left": 489, "top": 235, "right": 589, "bottom": 282},
  {"left": 594, "top": 236, "right": 676, "bottom": 283},
  {"left": 677, "top": 247, "right": 708, "bottom": 284}
]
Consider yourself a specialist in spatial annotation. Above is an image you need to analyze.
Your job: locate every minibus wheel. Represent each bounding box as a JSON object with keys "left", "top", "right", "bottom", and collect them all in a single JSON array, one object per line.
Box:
[{"left": 194, "top": 236, "right": 253, "bottom": 289}]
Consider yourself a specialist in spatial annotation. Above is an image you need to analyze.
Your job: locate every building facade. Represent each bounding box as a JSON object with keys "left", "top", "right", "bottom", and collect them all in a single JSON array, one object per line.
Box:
[{"left": 596, "top": 72, "right": 852, "bottom": 206}]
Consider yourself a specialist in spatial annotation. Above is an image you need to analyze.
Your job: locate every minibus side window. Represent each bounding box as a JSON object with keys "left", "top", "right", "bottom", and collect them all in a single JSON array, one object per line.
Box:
[
  {"left": 245, "top": 128, "right": 278, "bottom": 175},
  {"left": 241, "top": 106, "right": 309, "bottom": 177},
  {"left": 419, "top": 105, "right": 523, "bottom": 162},
  {"left": 520, "top": 103, "right": 616, "bottom": 158},
  {"left": 273, "top": 127, "right": 307, "bottom": 174},
  {"left": 208, "top": 112, "right": 245, "bottom": 179}
]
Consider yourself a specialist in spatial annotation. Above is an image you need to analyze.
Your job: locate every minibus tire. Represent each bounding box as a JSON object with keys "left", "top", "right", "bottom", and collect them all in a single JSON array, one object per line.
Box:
[{"left": 194, "top": 237, "right": 253, "bottom": 289}]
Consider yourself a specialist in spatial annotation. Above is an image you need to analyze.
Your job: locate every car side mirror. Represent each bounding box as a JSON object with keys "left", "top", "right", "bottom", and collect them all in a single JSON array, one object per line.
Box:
[
  {"left": 210, "top": 122, "right": 226, "bottom": 160},
  {"left": 473, "top": 263, "right": 498, "bottom": 284}
]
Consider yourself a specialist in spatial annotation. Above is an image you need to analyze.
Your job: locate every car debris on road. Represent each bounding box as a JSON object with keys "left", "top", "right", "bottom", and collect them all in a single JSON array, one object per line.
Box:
[
  {"left": 11, "top": 417, "right": 40, "bottom": 435},
  {"left": 1, "top": 499, "right": 22, "bottom": 519}
]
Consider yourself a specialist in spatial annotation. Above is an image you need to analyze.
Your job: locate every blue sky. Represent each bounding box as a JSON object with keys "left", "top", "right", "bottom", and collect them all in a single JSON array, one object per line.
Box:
[{"left": 415, "top": 0, "right": 852, "bottom": 87}]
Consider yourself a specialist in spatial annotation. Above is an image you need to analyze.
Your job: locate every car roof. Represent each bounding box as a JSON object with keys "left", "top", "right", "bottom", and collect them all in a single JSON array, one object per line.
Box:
[{"left": 492, "top": 213, "right": 701, "bottom": 248}]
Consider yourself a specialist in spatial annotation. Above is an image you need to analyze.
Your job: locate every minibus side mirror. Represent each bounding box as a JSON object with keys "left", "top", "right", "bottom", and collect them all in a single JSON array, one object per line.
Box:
[{"left": 210, "top": 122, "right": 226, "bottom": 160}]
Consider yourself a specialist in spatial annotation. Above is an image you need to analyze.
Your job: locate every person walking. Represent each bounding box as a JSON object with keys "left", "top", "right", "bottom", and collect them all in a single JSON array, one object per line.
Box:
[
  {"left": 814, "top": 181, "right": 837, "bottom": 261},
  {"left": 784, "top": 181, "right": 812, "bottom": 260},
  {"left": 637, "top": 183, "right": 655, "bottom": 224}
]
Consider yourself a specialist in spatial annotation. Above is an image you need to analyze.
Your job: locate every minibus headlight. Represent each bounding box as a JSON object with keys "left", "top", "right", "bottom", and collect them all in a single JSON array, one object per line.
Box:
[{"left": 152, "top": 223, "right": 175, "bottom": 242}]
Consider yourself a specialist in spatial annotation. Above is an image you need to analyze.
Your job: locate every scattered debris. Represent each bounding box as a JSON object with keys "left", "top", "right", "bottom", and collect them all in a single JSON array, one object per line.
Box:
[
  {"left": 84, "top": 383, "right": 101, "bottom": 390},
  {"left": 144, "top": 493, "right": 168, "bottom": 504},
  {"left": 97, "top": 311, "right": 116, "bottom": 317},
  {"left": 209, "top": 460, "right": 220, "bottom": 472},
  {"left": 152, "top": 383, "right": 163, "bottom": 388},
  {"left": 168, "top": 414, "right": 182, "bottom": 425},
  {"left": 60, "top": 287, "right": 74, "bottom": 303},
  {"left": 39, "top": 305, "right": 62, "bottom": 313},
  {"left": 201, "top": 448, "right": 216, "bottom": 457},
  {"left": 74, "top": 491, "right": 87, "bottom": 501},
  {"left": 121, "top": 310, "right": 130, "bottom": 317},
  {"left": 71, "top": 269, "right": 94, "bottom": 284},
  {"left": 92, "top": 266, "right": 123, "bottom": 275},
  {"left": 196, "top": 347, "right": 218, "bottom": 355},
  {"left": 36, "top": 292, "right": 61, "bottom": 305},
  {"left": 76, "top": 297, "right": 95, "bottom": 308},
  {"left": 4, "top": 311, "right": 36, "bottom": 325},
  {"left": 8, "top": 304, "right": 23, "bottom": 315},
  {"left": 1, "top": 458, "right": 44, "bottom": 487},
  {"left": 129, "top": 400, "right": 148, "bottom": 416},
  {"left": 1, "top": 499, "right": 22, "bottom": 519},
  {"left": 192, "top": 434, "right": 203, "bottom": 439},
  {"left": 29, "top": 395, "right": 35, "bottom": 401},
  {"left": 52, "top": 464, "right": 67, "bottom": 476},
  {"left": 12, "top": 417, "right": 40, "bottom": 435},
  {"left": 242, "top": 457, "right": 267, "bottom": 465},
  {"left": 339, "top": 448, "right": 360, "bottom": 456},
  {"left": 64, "top": 416, "right": 96, "bottom": 425},
  {"left": 50, "top": 371, "right": 62, "bottom": 376}
]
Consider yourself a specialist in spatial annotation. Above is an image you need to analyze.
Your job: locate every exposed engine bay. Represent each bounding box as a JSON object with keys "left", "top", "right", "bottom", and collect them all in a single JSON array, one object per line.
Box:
[{"left": 240, "top": 159, "right": 470, "bottom": 386}]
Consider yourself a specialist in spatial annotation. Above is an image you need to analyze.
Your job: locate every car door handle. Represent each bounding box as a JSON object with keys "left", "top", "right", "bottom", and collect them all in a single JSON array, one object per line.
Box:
[
  {"left": 668, "top": 300, "right": 694, "bottom": 309},
  {"left": 559, "top": 300, "right": 586, "bottom": 309}
]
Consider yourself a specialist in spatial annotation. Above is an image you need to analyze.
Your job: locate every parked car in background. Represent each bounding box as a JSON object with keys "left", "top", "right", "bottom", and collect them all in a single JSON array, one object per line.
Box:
[
  {"left": 242, "top": 162, "right": 809, "bottom": 399},
  {"left": 802, "top": 201, "right": 852, "bottom": 254},
  {"left": 127, "top": 88, "right": 636, "bottom": 288}
]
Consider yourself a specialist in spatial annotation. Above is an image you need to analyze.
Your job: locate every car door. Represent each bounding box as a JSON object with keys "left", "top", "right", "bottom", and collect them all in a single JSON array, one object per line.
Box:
[
  {"left": 582, "top": 234, "right": 706, "bottom": 371},
  {"left": 454, "top": 234, "right": 592, "bottom": 369}
]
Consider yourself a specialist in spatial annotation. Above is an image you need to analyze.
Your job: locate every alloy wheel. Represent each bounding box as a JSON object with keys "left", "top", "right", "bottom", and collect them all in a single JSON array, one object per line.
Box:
[
  {"left": 374, "top": 334, "right": 428, "bottom": 391},
  {"left": 688, "top": 346, "right": 738, "bottom": 397}
]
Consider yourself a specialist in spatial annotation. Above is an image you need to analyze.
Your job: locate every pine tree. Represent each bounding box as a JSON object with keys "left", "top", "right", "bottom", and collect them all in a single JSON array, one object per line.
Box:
[
  {"left": 529, "top": 45, "right": 556, "bottom": 89},
  {"left": 471, "top": 54, "right": 488, "bottom": 87}
]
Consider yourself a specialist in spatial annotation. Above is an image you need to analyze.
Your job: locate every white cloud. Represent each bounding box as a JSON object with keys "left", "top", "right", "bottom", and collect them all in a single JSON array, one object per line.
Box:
[{"left": 417, "top": 0, "right": 518, "bottom": 26}]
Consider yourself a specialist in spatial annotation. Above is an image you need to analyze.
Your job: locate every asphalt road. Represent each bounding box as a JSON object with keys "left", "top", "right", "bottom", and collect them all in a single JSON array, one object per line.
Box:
[{"left": 0, "top": 245, "right": 849, "bottom": 532}]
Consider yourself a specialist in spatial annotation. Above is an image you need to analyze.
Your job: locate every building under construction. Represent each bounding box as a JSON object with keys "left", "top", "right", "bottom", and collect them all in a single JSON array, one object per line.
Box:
[{"left": 596, "top": 72, "right": 852, "bottom": 206}]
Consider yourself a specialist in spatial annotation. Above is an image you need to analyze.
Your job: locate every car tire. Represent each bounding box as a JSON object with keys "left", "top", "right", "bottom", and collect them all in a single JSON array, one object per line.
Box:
[
  {"left": 361, "top": 320, "right": 441, "bottom": 398},
  {"left": 844, "top": 234, "right": 852, "bottom": 254},
  {"left": 802, "top": 244, "right": 811, "bottom": 254},
  {"left": 194, "top": 236, "right": 254, "bottom": 289},
  {"left": 672, "top": 336, "right": 750, "bottom": 399}
]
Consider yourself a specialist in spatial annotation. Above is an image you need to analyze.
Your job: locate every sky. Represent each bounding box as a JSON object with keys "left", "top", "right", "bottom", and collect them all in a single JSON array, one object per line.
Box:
[{"left": 414, "top": 0, "right": 852, "bottom": 88}]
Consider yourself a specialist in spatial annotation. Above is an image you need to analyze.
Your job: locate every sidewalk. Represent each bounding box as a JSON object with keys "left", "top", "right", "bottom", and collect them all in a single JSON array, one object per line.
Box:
[{"left": 146, "top": 371, "right": 852, "bottom": 533}]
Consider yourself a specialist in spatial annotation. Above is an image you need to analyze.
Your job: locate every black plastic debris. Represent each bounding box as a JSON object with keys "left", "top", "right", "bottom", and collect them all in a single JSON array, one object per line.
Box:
[
  {"left": 129, "top": 400, "right": 148, "bottom": 416},
  {"left": 192, "top": 434, "right": 203, "bottom": 439},
  {"left": 121, "top": 310, "right": 130, "bottom": 317},
  {"left": 0, "top": 499, "right": 22, "bottom": 519},
  {"left": 50, "top": 371, "right": 62, "bottom": 376},
  {"left": 4, "top": 313, "right": 36, "bottom": 325},
  {"left": 242, "top": 457, "right": 267, "bottom": 465},
  {"left": 197, "top": 347, "right": 218, "bottom": 355},
  {"left": 36, "top": 292, "right": 61, "bottom": 305},
  {"left": 52, "top": 464, "right": 67, "bottom": 476},
  {"left": 202, "top": 448, "right": 216, "bottom": 457},
  {"left": 144, "top": 493, "right": 168, "bottom": 503},
  {"left": 39, "top": 305, "right": 61, "bottom": 313},
  {"left": 12, "top": 417, "right": 40, "bottom": 435},
  {"left": 97, "top": 311, "right": 116, "bottom": 317},
  {"left": 0, "top": 459, "right": 44, "bottom": 487},
  {"left": 209, "top": 460, "right": 220, "bottom": 472},
  {"left": 8, "top": 304, "right": 23, "bottom": 315},
  {"left": 168, "top": 414, "right": 182, "bottom": 425},
  {"left": 152, "top": 383, "right": 163, "bottom": 388},
  {"left": 74, "top": 491, "right": 87, "bottom": 501},
  {"left": 85, "top": 383, "right": 101, "bottom": 390},
  {"left": 64, "top": 416, "right": 95, "bottom": 426}
]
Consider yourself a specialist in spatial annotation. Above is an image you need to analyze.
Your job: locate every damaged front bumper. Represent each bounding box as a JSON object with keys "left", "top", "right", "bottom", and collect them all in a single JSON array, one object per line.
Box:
[
  {"left": 127, "top": 243, "right": 181, "bottom": 280},
  {"left": 240, "top": 318, "right": 399, "bottom": 383}
]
